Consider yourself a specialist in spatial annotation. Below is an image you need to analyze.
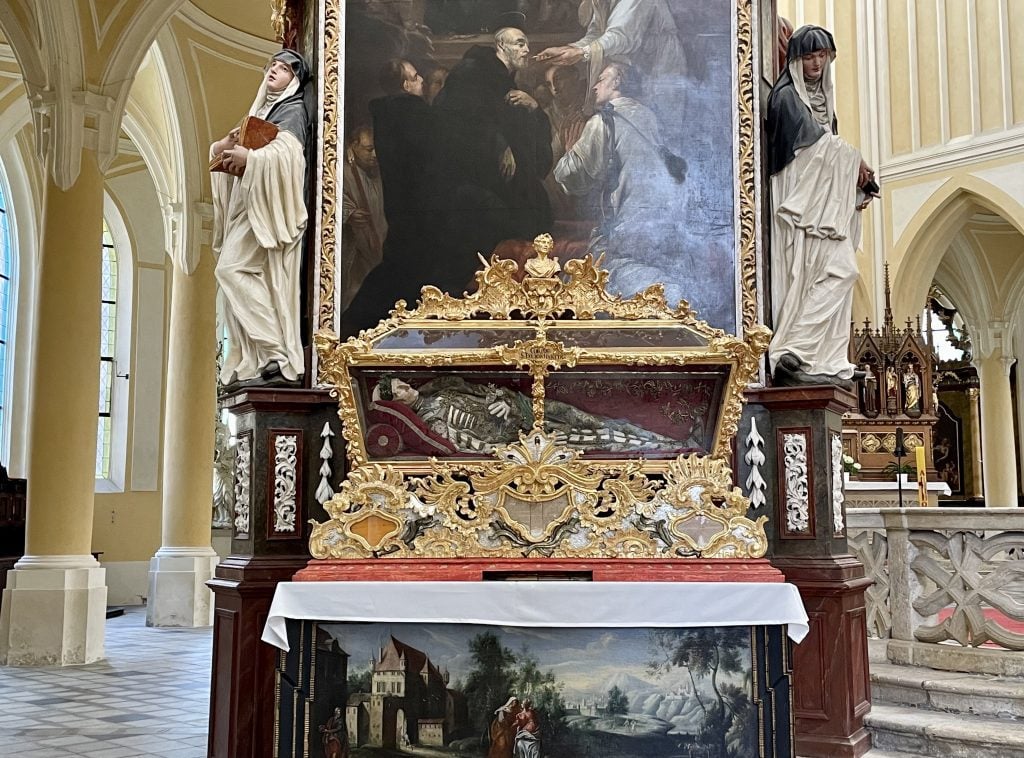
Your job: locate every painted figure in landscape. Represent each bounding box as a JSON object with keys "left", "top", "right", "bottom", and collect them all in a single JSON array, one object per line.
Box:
[
  {"left": 766, "top": 25, "right": 877, "bottom": 389},
  {"left": 488, "top": 697, "right": 520, "bottom": 758},
  {"left": 317, "top": 623, "right": 756, "bottom": 757},
  {"left": 321, "top": 706, "right": 350, "bottom": 757},
  {"left": 212, "top": 50, "right": 310, "bottom": 386},
  {"left": 340, "top": 1, "right": 736, "bottom": 336},
  {"left": 513, "top": 699, "right": 541, "bottom": 757}
]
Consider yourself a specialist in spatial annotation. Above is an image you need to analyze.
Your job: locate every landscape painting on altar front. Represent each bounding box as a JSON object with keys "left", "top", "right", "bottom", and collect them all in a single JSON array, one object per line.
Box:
[
  {"left": 337, "top": 0, "right": 739, "bottom": 338},
  {"left": 315, "top": 622, "right": 757, "bottom": 758}
]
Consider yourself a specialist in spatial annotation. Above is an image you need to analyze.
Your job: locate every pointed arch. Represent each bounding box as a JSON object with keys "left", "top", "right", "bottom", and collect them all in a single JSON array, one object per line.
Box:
[{"left": 891, "top": 176, "right": 1024, "bottom": 323}]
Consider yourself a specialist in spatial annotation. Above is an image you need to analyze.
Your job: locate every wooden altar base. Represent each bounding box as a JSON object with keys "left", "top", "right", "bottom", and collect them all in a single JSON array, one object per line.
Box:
[
  {"left": 294, "top": 557, "right": 786, "bottom": 582},
  {"left": 746, "top": 385, "right": 873, "bottom": 758}
]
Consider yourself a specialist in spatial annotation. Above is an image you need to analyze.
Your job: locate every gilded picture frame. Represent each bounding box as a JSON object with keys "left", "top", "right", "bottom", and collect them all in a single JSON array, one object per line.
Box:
[{"left": 312, "top": 0, "right": 761, "bottom": 382}]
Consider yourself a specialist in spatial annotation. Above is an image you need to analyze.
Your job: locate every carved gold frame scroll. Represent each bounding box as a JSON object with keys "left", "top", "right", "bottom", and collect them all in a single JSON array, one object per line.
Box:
[
  {"left": 310, "top": 236, "right": 771, "bottom": 560},
  {"left": 313, "top": 0, "right": 761, "bottom": 352}
]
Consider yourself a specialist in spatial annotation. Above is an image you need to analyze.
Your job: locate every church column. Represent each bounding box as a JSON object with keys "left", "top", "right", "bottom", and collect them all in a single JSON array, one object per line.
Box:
[
  {"left": 0, "top": 151, "right": 107, "bottom": 665},
  {"left": 147, "top": 240, "right": 219, "bottom": 627},
  {"left": 975, "top": 350, "right": 1019, "bottom": 507},
  {"left": 966, "top": 388, "right": 984, "bottom": 501}
]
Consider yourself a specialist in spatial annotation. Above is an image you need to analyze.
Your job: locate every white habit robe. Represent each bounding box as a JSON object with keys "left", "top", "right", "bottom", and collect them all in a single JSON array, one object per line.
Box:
[
  {"left": 768, "top": 132, "right": 862, "bottom": 379},
  {"left": 212, "top": 78, "right": 308, "bottom": 383}
]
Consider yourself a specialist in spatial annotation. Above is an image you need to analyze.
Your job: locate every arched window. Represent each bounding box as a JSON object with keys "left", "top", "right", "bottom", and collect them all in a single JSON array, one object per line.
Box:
[
  {"left": 0, "top": 178, "right": 13, "bottom": 456},
  {"left": 96, "top": 223, "right": 118, "bottom": 479}
]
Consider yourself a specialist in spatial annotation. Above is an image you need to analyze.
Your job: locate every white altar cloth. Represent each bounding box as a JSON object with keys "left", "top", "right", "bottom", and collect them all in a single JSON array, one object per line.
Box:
[{"left": 262, "top": 581, "right": 809, "bottom": 650}]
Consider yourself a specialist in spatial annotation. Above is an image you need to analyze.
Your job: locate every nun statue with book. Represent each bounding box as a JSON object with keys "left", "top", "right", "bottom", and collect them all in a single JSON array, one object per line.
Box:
[
  {"left": 766, "top": 26, "right": 876, "bottom": 390},
  {"left": 211, "top": 49, "right": 310, "bottom": 386}
]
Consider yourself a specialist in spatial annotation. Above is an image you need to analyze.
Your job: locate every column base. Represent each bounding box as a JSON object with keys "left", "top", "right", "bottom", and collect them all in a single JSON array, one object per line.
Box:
[
  {"left": 0, "top": 555, "right": 107, "bottom": 666},
  {"left": 146, "top": 547, "right": 220, "bottom": 628}
]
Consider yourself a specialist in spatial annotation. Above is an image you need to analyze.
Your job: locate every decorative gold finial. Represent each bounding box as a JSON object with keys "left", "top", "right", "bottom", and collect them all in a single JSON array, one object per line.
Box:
[
  {"left": 524, "top": 233, "right": 561, "bottom": 278},
  {"left": 270, "top": 0, "right": 288, "bottom": 43}
]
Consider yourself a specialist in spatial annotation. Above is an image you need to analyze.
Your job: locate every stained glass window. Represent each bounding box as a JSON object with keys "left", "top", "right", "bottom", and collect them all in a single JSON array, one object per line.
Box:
[
  {"left": 0, "top": 181, "right": 11, "bottom": 447},
  {"left": 96, "top": 223, "right": 117, "bottom": 479}
]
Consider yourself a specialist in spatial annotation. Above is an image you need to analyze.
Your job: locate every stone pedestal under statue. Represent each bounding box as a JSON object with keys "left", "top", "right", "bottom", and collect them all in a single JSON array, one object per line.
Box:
[
  {"left": 746, "top": 385, "right": 872, "bottom": 758},
  {"left": 206, "top": 387, "right": 337, "bottom": 758}
]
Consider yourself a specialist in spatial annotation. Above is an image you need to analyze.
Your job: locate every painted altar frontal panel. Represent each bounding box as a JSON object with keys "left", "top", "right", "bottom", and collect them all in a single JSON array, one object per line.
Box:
[
  {"left": 321, "top": 0, "right": 752, "bottom": 341},
  {"left": 286, "top": 621, "right": 763, "bottom": 758}
]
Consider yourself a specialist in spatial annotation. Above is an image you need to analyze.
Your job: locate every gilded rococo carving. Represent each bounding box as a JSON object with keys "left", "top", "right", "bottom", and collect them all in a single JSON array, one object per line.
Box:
[{"left": 309, "top": 236, "right": 771, "bottom": 561}]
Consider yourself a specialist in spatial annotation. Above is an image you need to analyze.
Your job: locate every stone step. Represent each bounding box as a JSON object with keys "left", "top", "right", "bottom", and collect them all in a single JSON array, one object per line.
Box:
[
  {"left": 872, "top": 662, "right": 1024, "bottom": 719},
  {"left": 865, "top": 703, "right": 1024, "bottom": 758},
  {"left": 861, "top": 750, "right": 932, "bottom": 758}
]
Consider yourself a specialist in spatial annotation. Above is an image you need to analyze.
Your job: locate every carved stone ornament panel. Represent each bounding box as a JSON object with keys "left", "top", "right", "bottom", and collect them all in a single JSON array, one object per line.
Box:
[
  {"left": 310, "top": 238, "right": 771, "bottom": 561},
  {"left": 233, "top": 432, "right": 252, "bottom": 538},
  {"left": 272, "top": 434, "right": 298, "bottom": 534},
  {"left": 782, "top": 432, "right": 810, "bottom": 535},
  {"left": 831, "top": 432, "right": 845, "bottom": 536}
]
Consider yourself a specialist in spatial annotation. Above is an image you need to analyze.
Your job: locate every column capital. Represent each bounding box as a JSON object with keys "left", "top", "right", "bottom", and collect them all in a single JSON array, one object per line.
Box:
[
  {"left": 972, "top": 320, "right": 1015, "bottom": 368},
  {"left": 28, "top": 83, "right": 122, "bottom": 191}
]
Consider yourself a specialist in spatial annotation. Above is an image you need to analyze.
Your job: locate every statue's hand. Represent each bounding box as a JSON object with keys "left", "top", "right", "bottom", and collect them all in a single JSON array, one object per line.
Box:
[
  {"left": 222, "top": 145, "right": 250, "bottom": 177},
  {"left": 213, "top": 127, "right": 241, "bottom": 156}
]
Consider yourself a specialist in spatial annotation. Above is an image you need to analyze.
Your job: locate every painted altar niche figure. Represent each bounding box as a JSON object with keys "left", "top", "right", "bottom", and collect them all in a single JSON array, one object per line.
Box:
[
  {"left": 212, "top": 50, "right": 310, "bottom": 387},
  {"left": 341, "top": 126, "right": 387, "bottom": 312},
  {"left": 861, "top": 363, "right": 879, "bottom": 418},
  {"left": 767, "top": 26, "right": 876, "bottom": 391},
  {"left": 902, "top": 363, "right": 922, "bottom": 417},
  {"left": 371, "top": 376, "right": 685, "bottom": 455},
  {"left": 885, "top": 364, "right": 899, "bottom": 415}
]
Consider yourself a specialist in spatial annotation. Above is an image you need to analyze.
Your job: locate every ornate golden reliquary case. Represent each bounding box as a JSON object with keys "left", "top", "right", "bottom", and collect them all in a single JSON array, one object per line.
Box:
[{"left": 311, "top": 236, "right": 771, "bottom": 561}]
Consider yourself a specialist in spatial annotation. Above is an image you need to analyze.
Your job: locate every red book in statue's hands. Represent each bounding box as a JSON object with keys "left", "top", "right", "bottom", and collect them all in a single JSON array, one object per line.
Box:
[{"left": 210, "top": 116, "right": 279, "bottom": 173}]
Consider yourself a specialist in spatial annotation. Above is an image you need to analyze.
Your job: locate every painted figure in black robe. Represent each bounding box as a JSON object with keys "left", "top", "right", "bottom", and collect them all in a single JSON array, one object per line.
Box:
[
  {"left": 430, "top": 25, "right": 553, "bottom": 290},
  {"left": 342, "top": 59, "right": 436, "bottom": 336}
]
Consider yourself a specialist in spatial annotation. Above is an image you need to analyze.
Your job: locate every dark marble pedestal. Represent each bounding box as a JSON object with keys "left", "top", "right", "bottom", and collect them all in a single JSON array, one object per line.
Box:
[
  {"left": 206, "top": 387, "right": 338, "bottom": 758},
  {"left": 746, "top": 386, "right": 872, "bottom": 758}
]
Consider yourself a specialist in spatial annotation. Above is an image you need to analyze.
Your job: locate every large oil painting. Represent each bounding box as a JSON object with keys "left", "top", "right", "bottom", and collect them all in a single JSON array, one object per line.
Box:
[
  {"left": 308, "top": 622, "right": 757, "bottom": 758},
  {"left": 333, "top": 0, "right": 740, "bottom": 338}
]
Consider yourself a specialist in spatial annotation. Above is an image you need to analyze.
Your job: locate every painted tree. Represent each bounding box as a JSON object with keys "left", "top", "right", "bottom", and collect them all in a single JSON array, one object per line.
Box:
[
  {"left": 463, "top": 632, "right": 517, "bottom": 739},
  {"left": 649, "top": 627, "right": 753, "bottom": 758},
  {"left": 606, "top": 685, "right": 629, "bottom": 715}
]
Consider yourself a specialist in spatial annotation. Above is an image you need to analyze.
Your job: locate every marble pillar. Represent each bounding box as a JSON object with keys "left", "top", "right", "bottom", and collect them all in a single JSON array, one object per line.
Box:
[
  {"left": 975, "top": 353, "right": 1019, "bottom": 507},
  {"left": 147, "top": 247, "right": 219, "bottom": 627},
  {"left": 0, "top": 151, "right": 107, "bottom": 665}
]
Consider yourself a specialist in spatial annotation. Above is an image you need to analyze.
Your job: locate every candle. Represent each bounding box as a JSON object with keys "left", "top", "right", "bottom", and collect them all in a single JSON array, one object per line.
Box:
[{"left": 916, "top": 445, "right": 928, "bottom": 506}]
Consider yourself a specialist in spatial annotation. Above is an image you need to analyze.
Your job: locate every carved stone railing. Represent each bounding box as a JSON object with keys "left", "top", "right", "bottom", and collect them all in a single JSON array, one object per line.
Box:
[{"left": 848, "top": 508, "right": 1024, "bottom": 652}]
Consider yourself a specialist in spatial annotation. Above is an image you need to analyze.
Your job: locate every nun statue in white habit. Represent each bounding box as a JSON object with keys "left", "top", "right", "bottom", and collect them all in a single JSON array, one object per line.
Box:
[
  {"left": 211, "top": 49, "right": 310, "bottom": 386},
  {"left": 766, "top": 26, "right": 875, "bottom": 389}
]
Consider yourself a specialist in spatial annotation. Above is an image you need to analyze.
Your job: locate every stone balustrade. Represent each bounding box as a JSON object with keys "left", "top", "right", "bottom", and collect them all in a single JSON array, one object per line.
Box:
[{"left": 847, "top": 508, "right": 1024, "bottom": 656}]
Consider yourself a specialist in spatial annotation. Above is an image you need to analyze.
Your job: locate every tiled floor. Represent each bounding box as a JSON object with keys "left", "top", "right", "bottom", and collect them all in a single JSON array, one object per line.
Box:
[{"left": 0, "top": 607, "right": 212, "bottom": 757}]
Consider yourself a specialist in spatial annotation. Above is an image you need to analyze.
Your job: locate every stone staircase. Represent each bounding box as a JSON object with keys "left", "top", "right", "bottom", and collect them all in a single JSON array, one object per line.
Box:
[{"left": 860, "top": 657, "right": 1024, "bottom": 758}]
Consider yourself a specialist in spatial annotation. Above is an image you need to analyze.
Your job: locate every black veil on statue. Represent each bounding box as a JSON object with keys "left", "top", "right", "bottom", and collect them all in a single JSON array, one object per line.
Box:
[
  {"left": 765, "top": 25, "right": 836, "bottom": 177},
  {"left": 265, "top": 49, "right": 312, "bottom": 148}
]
